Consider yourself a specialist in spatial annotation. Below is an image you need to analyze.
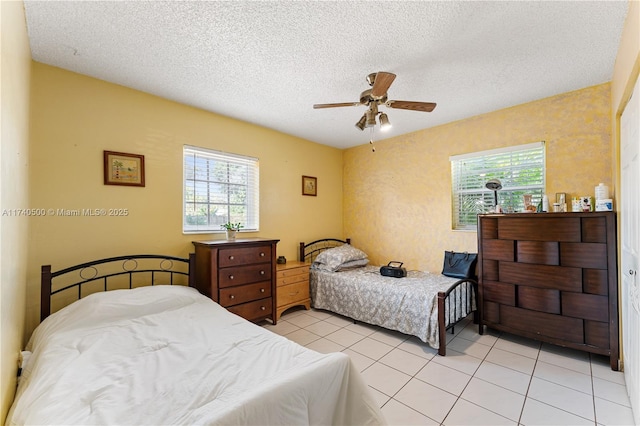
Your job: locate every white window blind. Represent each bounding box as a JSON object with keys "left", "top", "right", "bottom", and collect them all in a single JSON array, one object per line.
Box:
[
  {"left": 450, "top": 142, "right": 545, "bottom": 230},
  {"left": 183, "top": 146, "right": 259, "bottom": 233}
]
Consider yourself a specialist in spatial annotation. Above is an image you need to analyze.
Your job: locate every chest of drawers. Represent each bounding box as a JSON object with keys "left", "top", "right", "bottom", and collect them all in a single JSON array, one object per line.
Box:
[
  {"left": 193, "top": 238, "right": 279, "bottom": 323},
  {"left": 477, "top": 212, "right": 619, "bottom": 370},
  {"left": 276, "top": 261, "right": 311, "bottom": 321}
]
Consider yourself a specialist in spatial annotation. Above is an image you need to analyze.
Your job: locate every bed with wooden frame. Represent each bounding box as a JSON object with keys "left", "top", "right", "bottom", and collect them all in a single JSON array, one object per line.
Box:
[
  {"left": 8, "top": 253, "right": 384, "bottom": 425},
  {"left": 300, "top": 239, "right": 478, "bottom": 356}
]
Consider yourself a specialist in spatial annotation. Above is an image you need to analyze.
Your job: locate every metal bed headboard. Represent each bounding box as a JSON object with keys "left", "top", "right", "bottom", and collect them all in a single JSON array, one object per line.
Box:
[
  {"left": 299, "top": 238, "right": 351, "bottom": 262},
  {"left": 41, "top": 253, "right": 196, "bottom": 321}
]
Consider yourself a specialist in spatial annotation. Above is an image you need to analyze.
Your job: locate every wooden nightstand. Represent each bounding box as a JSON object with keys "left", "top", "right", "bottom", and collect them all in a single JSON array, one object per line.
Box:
[{"left": 276, "top": 261, "right": 310, "bottom": 321}]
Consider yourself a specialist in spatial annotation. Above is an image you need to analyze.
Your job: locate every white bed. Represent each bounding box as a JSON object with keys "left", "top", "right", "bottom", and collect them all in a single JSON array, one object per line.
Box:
[{"left": 9, "top": 284, "right": 384, "bottom": 425}]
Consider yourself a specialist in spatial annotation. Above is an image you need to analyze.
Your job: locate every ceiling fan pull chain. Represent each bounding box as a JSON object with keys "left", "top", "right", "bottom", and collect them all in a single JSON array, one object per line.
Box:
[{"left": 369, "top": 127, "right": 376, "bottom": 152}]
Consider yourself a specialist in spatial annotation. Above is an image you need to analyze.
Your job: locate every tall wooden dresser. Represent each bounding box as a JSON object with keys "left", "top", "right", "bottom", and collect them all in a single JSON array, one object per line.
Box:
[
  {"left": 193, "top": 238, "right": 279, "bottom": 324},
  {"left": 477, "top": 212, "right": 619, "bottom": 370}
]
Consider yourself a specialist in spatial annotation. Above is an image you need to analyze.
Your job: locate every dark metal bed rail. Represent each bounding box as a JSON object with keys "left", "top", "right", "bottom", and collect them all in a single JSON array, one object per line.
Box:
[
  {"left": 299, "top": 238, "right": 351, "bottom": 262},
  {"left": 41, "top": 254, "right": 196, "bottom": 321},
  {"left": 437, "top": 278, "right": 478, "bottom": 356}
]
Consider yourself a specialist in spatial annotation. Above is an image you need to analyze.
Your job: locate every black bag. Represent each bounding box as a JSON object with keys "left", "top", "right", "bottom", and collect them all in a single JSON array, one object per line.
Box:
[{"left": 442, "top": 251, "right": 478, "bottom": 279}]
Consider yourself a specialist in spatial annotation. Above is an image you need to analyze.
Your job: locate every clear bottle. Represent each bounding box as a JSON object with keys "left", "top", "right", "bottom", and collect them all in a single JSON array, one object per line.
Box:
[
  {"left": 542, "top": 195, "right": 549, "bottom": 212},
  {"left": 595, "top": 183, "right": 609, "bottom": 201}
]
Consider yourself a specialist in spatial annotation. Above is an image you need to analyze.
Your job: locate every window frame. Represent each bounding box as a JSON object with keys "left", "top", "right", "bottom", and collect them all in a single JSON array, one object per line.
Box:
[
  {"left": 183, "top": 145, "right": 259, "bottom": 234},
  {"left": 450, "top": 142, "right": 546, "bottom": 231}
]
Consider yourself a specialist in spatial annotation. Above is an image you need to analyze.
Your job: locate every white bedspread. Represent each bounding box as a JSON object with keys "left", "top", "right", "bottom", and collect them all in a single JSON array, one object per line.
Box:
[
  {"left": 8, "top": 285, "right": 385, "bottom": 425},
  {"left": 311, "top": 266, "right": 474, "bottom": 349}
]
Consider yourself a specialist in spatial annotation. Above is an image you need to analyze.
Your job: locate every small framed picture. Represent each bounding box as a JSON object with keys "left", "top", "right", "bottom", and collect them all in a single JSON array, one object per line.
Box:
[
  {"left": 104, "top": 151, "right": 145, "bottom": 187},
  {"left": 302, "top": 175, "right": 317, "bottom": 196}
]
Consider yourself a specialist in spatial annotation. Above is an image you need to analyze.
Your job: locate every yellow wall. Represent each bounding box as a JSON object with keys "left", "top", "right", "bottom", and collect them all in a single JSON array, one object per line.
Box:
[
  {"left": 344, "top": 84, "right": 613, "bottom": 273},
  {"left": 0, "top": 0, "right": 31, "bottom": 420},
  {"left": 26, "top": 63, "right": 343, "bottom": 336}
]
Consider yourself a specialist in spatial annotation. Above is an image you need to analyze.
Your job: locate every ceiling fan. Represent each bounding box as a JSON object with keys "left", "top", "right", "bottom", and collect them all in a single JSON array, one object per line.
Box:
[{"left": 313, "top": 71, "right": 437, "bottom": 131}]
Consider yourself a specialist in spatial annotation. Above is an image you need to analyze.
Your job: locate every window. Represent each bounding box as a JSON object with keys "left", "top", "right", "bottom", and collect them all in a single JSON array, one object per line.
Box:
[
  {"left": 183, "top": 146, "right": 259, "bottom": 233},
  {"left": 450, "top": 142, "right": 545, "bottom": 230}
]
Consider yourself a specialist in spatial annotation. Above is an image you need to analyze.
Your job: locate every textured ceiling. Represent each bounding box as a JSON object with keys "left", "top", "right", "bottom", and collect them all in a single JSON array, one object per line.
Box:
[{"left": 23, "top": 1, "right": 628, "bottom": 149}]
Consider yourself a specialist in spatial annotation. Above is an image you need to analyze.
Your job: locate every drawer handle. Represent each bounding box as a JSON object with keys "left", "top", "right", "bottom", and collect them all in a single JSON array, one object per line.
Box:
[
  {"left": 260, "top": 288, "right": 265, "bottom": 293},
  {"left": 260, "top": 270, "right": 265, "bottom": 275},
  {"left": 289, "top": 291, "right": 299, "bottom": 296},
  {"left": 229, "top": 255, "right": 234, "bottom": 260},
  {"left": 261, "top": 306, "right": 266, "bottom": 311},
  {"left": 229, "top": 295, "right": 235, "bottom": 299},
  {"left": 260, "top": 252, "right": 265, "bottom": 257},
  {"left": 229, "top": 275, "right": 234, "bottom": 280}
]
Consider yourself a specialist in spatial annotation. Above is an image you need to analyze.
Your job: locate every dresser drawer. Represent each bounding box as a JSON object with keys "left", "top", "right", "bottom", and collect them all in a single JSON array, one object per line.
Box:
[
  {"left": 501, "top": 303, "right": 584, "bottom": 344},
  {"left": 219, "top": 246, "right": 271, "bottom": 268},
  {"left": 219, "top": 263, "right": 272, "bottom": 288},
  {"left": 219, "top": 281, "right": 272, "bottom": 307},
  {"left": 227, "top": 297, "right": 273, "bottom": 321},
  {"left": 277, "top": 281, "right": 309, "bottom": 307}
]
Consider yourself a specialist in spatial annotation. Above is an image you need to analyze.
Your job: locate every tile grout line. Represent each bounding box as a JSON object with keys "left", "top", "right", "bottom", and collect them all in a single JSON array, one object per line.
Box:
[
  {"left": 518, "top": 342, "right": 541, "bottom": 426},
  {"left": 438, "top": 323, "right": 501, "bottom": 425},
  {"left": 590, "top": 353, "right": 598, "bottom": 426}
]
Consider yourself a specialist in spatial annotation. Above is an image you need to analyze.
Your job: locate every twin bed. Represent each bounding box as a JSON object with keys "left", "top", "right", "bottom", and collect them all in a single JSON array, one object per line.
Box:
[
  {"left": 300, "top": 239, "right": 478, "bottom": 356},
  {"left": 8, "top": 254, "right": 384, "bottom": 425}
]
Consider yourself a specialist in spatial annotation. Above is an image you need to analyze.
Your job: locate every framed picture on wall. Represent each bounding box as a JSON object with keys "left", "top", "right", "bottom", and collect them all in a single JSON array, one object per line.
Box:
[
  {"left": 302, "top": 175, "right": 317, "bottom": 196},
  {"left": 103, "top": 151, "right": 145, "bottom": 187}
]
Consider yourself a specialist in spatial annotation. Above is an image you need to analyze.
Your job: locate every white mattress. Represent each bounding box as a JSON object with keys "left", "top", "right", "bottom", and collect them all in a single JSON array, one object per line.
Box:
[{"left": 8, "top": 285, "right": 385, "bottom": 425}]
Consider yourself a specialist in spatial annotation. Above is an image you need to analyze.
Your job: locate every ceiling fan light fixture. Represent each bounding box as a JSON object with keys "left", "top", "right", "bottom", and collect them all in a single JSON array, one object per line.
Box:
[
  {"left": 365, "top": 110, "right": 377, "bottom": 128},
  {"left": 379, "top": 113, "right": 391, "bottom": 131},
  {"left": 314, "top": 71, "right": 436, "bottom": 134}
]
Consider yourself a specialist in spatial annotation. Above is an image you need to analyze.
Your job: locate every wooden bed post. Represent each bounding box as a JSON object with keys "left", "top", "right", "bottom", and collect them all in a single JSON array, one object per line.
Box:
[{"left": 41, "top": 265, "right": 52, "bottom": 322}]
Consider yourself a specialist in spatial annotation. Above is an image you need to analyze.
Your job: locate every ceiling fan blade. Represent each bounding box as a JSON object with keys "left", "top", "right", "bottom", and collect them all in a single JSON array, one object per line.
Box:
[
  {"left": 386, "top": 100, "right": 437, "bottom": 112},
  {"left": 313, "top": 102, "right": 361, "bottom": 109},
  {"left": 371, "top": 72, "right": 396, "bottom": 98}
]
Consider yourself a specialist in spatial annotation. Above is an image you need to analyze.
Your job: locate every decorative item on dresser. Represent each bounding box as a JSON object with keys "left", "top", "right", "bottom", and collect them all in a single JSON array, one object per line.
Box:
[
  {"left": 477, "top": 212, "right": 619, "bottom": 370},
  {"left": 276, "top": 260, "right": 311, "bottom": 321},
  {"left": 192, "top": 238, "right": 279, "bottom": 324}
]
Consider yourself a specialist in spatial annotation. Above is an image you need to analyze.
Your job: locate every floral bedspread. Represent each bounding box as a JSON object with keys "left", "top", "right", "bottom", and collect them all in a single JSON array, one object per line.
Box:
[{"left": 310, "top": 265, "right": 475, "bottom": 349}]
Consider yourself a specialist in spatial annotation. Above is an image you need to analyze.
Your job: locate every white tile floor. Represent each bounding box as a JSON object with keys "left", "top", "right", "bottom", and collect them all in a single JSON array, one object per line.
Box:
[{"left": 261, "top": 308, "right": 635, "bottom": 426}]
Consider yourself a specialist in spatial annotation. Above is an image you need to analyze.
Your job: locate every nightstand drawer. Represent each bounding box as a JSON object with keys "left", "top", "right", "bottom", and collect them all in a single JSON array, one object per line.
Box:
[
  {"left": 277, "top": 281, "right": 309, "bottom": 307},
  {"left": 277, "top": 273, "right": 308, "bottom": 286},
  {"left": 219, "top": 281, "right": 272, "bottom": 307},
  {"left": 277, "top": 265, "right": 310, "bottom": 279},
  {"left": 219, "top": 263, "right": 272, "bottom": 288}
]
